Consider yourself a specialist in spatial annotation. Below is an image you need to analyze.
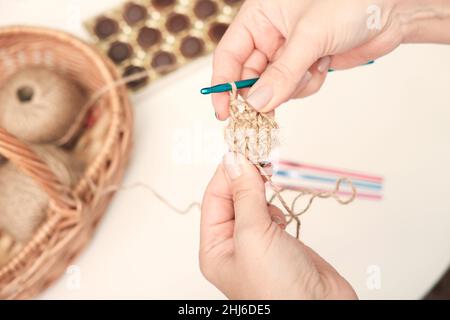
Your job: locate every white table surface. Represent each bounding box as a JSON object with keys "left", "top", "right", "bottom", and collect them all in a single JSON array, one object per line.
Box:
[{"left": 1, "top": 0, "right": 450, "bottom": 300}]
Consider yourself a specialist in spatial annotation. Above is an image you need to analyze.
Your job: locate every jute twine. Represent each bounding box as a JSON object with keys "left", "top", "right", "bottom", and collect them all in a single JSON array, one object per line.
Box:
[
  {"left": 71, "top": 71, "right": 356, "bottom": 240},
  {"left": 226, "top": 83, "right": 356, "bottom": 238}
]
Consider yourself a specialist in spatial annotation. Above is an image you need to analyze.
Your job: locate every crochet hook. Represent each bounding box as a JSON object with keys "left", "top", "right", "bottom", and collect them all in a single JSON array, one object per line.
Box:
[{"left": 200, "top": 60, "right": 374, "bottom": 95}]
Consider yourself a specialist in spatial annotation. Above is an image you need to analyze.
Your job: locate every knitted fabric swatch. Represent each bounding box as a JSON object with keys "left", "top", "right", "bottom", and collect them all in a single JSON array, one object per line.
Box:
[{"left": 225, "top": 83, "right": 356, "bottom": 238}]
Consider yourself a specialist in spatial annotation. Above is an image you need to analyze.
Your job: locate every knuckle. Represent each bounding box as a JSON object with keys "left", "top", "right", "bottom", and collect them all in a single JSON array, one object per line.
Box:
[
  {"left": 268, "top": 60, "right": 298, "bottom": 85},
  {"left": 233, "top": 185, "right": 265, "bottom": 203},
  {"left": 294, "top": 23, "right": 325, "bottom": 54},
  {"left": 234, "top": 230, "right": 262, "bottom": 255}
]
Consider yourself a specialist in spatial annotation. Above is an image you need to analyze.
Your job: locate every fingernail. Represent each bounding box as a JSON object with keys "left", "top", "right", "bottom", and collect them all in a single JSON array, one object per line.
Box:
[
  {"left": 258, "top": 163, "right": 273, "bottom": 177},
  {"left": 298, "top": 71, "right": 312, "bottom": 88},
  {"left": 317, "top": 56, "right": 331, "bottom": 73},
  {"left": 247, "top": 85, "right": 273, "bottom": 111},
  {"left": 223, "top": 152, "right": 243, "bottom": 179},
  {"left": 303, "top": 71, "right": 313, "bottom": 82},
  {"left": 271, "top": 215, "right": 284, "bottom": 226}
]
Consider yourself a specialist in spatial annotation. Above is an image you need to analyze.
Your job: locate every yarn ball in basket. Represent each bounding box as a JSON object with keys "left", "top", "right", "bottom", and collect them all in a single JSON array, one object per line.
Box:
[
  {"left": 0, "top": 230, "right": 22, "bottom": 268},
  {"left": 0, "top": 66, "right": 86, "bottom": 246},
  {"left": 0, "top": 145, "right": 83, "bottom": 244},
  {"left": 0, "top": 67, "right": 86, "bottom": 144}
]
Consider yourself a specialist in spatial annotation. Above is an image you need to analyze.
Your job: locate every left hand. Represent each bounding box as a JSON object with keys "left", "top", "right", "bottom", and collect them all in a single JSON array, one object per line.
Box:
[{"left": 200, "top": 152, "right": 357, "bottom": 299}]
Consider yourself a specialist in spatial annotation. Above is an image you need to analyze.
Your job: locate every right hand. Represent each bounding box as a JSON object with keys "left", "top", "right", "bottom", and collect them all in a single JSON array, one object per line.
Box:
[{"left": 211, "top": 0, "right": 441, "bottom": 119}]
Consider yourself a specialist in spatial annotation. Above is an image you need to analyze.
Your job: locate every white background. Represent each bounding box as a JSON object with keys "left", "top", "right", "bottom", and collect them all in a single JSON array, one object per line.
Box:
[{"left": 1, "top": 0, "right": 450, "bottom": 299}]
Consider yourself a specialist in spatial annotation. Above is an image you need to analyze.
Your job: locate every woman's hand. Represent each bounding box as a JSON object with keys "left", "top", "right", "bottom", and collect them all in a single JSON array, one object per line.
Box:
[
  {"left": 212, "top": 0, "right": 450, "bottom": 119},
  {"left": 200, "top": 152, "right": 357, "bottom": 299}
]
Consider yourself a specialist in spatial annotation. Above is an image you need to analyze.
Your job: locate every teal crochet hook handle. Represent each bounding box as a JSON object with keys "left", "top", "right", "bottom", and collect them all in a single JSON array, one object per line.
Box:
[
  {"left": 200, "top": 78, "right": 259, "bottom": 95},
  {"left": 200, "top": 60, "right": 374, "bottom": 95}
]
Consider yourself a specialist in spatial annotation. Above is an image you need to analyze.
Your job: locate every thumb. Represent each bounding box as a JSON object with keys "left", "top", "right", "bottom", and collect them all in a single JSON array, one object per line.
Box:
[
  {"left": 222, "top": 152, "right": 271, "bottom": 232},
  {"left": 246, "top": 29, "right": 320, "bottom": 113}
]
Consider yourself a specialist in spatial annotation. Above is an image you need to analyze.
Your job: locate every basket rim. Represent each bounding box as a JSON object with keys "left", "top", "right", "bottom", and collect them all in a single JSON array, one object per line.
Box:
[{"left": 0, "top": 25, "right": 132, "bottom": 288}]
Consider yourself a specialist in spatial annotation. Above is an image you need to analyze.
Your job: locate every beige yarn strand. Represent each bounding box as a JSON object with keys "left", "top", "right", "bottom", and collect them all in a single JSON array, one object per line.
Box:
[
  {"left": 96, "top": 182, "right": 201, "bottom": 215},
  {"left": 57, "top": 69, "right": 150, "bottom": 146},
  {"left": 56, "top": 70, "right": 355, "bottom": 240}
]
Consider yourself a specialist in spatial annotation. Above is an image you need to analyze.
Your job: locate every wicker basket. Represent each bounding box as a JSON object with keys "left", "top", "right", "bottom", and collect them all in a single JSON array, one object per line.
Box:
[{"left": 0, "top": 26, "right": 133, "bottom": 299}]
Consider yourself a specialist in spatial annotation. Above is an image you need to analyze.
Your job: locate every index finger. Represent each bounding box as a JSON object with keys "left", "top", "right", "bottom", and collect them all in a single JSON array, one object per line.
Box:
[{"left": 211, "top": 18, "right": 254, "bottom": 120}]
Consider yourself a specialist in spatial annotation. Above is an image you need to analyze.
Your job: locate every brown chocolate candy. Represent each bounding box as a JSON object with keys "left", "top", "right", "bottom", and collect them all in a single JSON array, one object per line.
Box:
[
  {"left": 194, "top": 0, "right": 218, "bottom": 19},
  {"left": 123, "top": 65, "right": 149, "bottom": 89},
  {"left": 151, "top": 51, "right": 177, "bottom": 73},
  {"left": 137, "top": 27, "right": 162, "bottom": 49},
  {"left": 165, "top": 13, "right": 190, "bottom": 34},
  {"left": 123, "top": 2, "right": 147, "bottom": 26},
  {"left": 180, "top": 36, "right": 205, "bottom": 58},
  {"left": 94, "top": 16, "right": 119, "bottom": 39},
  {"left": 108, "top": 41, "right": 133, "bottom": 64},
  {"left": 208, "top": 22, "right": 229, "bottom": 43},
  {"left": 152, "top": 0, "right": 176, "bottom": 9}
]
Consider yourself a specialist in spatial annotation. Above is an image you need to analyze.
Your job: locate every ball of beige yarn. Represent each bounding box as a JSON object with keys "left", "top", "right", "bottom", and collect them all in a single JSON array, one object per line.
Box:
[
  {"left": 0, "top": 145, "right": 83, "bottom": 243},
  {"left": 0, "top": 230, "right": 21, "bottom": 267},
  {"left": 0, "top": 67, "right": 85, "bottom": 144}
]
